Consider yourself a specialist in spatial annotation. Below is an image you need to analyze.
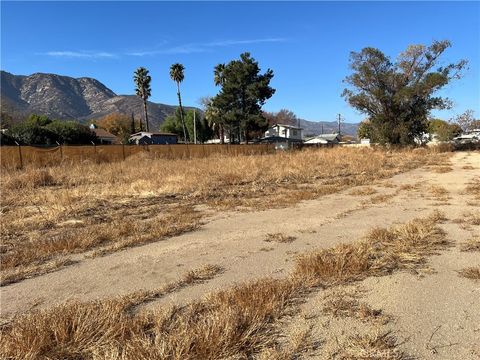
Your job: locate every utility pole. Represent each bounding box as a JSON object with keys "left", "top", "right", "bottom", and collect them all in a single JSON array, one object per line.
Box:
[
  {"left": 337, "top": 113, "right": 342, "bottom": 135},
  {"left": 193, "top": 110, "right": 197, "bottom": 144}
]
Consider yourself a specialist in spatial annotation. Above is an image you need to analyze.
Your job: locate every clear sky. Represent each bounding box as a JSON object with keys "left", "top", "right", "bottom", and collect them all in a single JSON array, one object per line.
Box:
[{"left": 1, "top": 1, "right": 479, "bottom": 123}]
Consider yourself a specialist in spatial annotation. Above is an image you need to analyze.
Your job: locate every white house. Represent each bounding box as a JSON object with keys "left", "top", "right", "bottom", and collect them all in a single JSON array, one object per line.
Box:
[
  {"left": 265, "top": 124, "right": 303, "bottom": 141},
  {"left": 304, "top": 133, "right": 341, "bottom": 144}
]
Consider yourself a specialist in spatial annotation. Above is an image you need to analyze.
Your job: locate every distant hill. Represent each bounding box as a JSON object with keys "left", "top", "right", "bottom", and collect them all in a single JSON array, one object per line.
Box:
[
  {"left": 0, "top": 70, "right": 185, "bottom": 130},
  {"left": 299, "top": 119, "right": 359, "bottom": 137},
  {"left": 1, "top": 70, "right": 359, "bottom": 136}
]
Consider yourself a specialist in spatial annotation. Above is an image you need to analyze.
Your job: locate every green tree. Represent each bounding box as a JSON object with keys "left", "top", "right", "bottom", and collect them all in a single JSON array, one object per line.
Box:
[
  {"left": 133, "top": 67, "right": 152, "bottom": 132},
  {"left": 45, "top": 120, "right": 97, "bottom": 144},
  {"left": 211, "top": 53, "right": 275, "bottom": 143},
  {"left": 200, "top": 96, "right": 224, "bottom": 143},
  {"left": 170, "top": 63, "right": 187, "bottom": 143},
  {"left": 428, "top": 119, "right": 462, "bottom": 141},
  {"left": 160, "top": 108, "right": 184, "bottom": 136},
  {"left": 342, "top": 40, "right": 467, "bottom": 145},
  {"left": 160, "top": 108, "right": 214, "bottom": 143},
  {"left": 357, "top": 120, "right": 375, "bottom": 140},
  {"left": 7, "top": 114, "right": 97, "bottom": 145},
  {"left": 184, "top": 109, "right": 213, "bottom": 143}
]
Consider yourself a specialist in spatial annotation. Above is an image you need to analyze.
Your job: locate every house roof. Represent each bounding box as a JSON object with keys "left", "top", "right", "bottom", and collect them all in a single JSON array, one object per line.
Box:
[
  {"left": 130, "top": 132, "right": 177, "bottom": 137},
  {"left": 92, "top": 128, "right": 118, "bottom": 140},
  {"left": 270, "top": 123, "right": 303, "bottom": 130},
  {"left": 312, "top": 133, "right": 340, "bottom": 141}
]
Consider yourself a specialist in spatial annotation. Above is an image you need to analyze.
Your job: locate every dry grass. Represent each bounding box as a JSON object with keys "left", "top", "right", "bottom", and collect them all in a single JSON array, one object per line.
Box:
[
  {"left": 293, "top": 212, "right": 448, "bottom": 285},
  {"left": 428, "top": 184, "right": 449, "bottom": 198},
  {"left": 453, "top": 211, "right": 480, "bottom": 228},
  {"left": 465, "top": 179, "right": 480, "bottom": 200},
  {"left": 349, "top": 187, "right": 378, "bottom": 196},
  {"left": 457, "top": 266, "right": 480, "bottom": 280},
  {"left": 367, "top": 193, "right": 396, "bottom": 204},
  {"left": 431, "top": 166, "right": 453, "bottom": 173},
  {"left": 459, "top": 236, "right": 480, "bottom": 252},
  {"left": 265, "top": 233, "right": 297, "bottom": 243},
  {"left": 1, "top": 206, "right": 202, "bottom": 285},
  {"left": 335, "top": 331, "right": 409, "bottom": 359},
  {"left": 1, "top": 147, "right": 448, "bottom": 284},
  {"left": 322, "top": 291, "right": 390, "bottom": 325},
  {"left": 0, "top": 213, "right": 446, "bottom": 359},
  {"left": 462, "top": 165, "right": 475, "bottom": 170}
]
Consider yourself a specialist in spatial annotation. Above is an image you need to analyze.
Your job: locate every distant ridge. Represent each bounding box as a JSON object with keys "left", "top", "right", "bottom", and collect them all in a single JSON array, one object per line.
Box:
[
  {"left": 0, "top": 70, "right": 183, "bottom": 130},
  {"left": 1, "top": 70, "right": 359, "bottom": 136}
]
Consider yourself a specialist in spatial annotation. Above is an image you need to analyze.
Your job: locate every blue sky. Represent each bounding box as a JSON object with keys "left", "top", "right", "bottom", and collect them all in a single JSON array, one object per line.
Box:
[{"left": 1, "top": 1, "right": 479, "bottom": 123}]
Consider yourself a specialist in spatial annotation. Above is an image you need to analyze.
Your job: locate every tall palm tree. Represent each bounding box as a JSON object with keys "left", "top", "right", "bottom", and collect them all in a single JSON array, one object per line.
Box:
[
  {"left": 169, "top": 63, "right": 187, "bottom": 143},
  {"left": 133, "top": 67, "right": 152, "bottom": 132}
]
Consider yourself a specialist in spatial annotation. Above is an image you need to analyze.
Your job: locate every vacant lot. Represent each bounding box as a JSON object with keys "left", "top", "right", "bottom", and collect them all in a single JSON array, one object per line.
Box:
[{"left": 1, "top": 148, "right": 479, "bottom": 359}]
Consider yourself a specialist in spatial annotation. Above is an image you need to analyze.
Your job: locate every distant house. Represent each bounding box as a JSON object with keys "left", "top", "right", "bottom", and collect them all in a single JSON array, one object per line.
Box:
[
  {"left": 304, "top": 133, "right": 341, "bottom": 144},
  {"left": 129, "top": 132, "right": 178, "bottom": 145},
  {"left": 89, "top": 124, "right": 120, "bottom": 144},
  {"left": 453, "top": 129, "right": 480, "bottom": 144},
  {"left": 265, "top": 124, "right": 303, "bottom": 141}
]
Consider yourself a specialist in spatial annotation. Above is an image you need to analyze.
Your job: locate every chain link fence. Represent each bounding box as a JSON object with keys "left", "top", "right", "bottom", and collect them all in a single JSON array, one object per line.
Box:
[{"left": 0, "top": 144, "right": 276, "bottom": 170}]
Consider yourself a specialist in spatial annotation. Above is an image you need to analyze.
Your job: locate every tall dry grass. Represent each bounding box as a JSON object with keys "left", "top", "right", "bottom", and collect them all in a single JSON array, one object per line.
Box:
[
  {"left": 0, "top": 147, "right": 449, "bottom": 285},
  {"left": 0, "top": 213, "right": 448, "bottom": 359}
]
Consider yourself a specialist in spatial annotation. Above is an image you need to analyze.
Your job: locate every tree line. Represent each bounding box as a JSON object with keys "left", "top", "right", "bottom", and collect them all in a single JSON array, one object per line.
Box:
[{"left": 1, "top": 40, "right": 477, "bottom": 146}]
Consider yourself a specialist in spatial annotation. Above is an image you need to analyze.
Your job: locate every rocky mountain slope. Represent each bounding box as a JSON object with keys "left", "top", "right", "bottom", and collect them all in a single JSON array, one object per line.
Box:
[
  {"left": 0, "top": 71, "right": 180, "bottom": 130},
  {"left": 1, "top": 70, "right": 358, "bottom": 135}
]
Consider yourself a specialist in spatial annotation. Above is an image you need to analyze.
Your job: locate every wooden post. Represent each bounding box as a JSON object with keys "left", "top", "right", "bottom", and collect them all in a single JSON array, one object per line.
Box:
[{"left": 17, "top": 143, "right": 23, "bottom": 169}]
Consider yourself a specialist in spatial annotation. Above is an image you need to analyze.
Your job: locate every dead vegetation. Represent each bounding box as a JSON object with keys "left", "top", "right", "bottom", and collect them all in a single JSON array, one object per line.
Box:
[
  {"left": 457, "top": 266, "right": 480, "bottom": 281},
  {"left": 264, "top": 233, "right": 297, "bottom": 243},
  {"left": 1, "top": 147, "right": 449, "bottom": 285},
  {"left": 367, "top": 193, "right": 397, "bottom": 204},
  {"left": 465, "top": 179, "right": 480, "bottom": 200},
  {"left": 0, "top": 213, "right": 448, "bottom": 359},
  {"left": 452, "top": 211, "right": 480, "bottom": 229},
  {"left": 322, "top": 290, "right": 390, "bottom": 325},
  {"left": 293, "top": 212, "right": 448, "bottom": 285},
  {"left": 349, "top": 187, "right": 377, "bottom": 196},
  {"left": 335, "top": 331, "right": 409, "bottom": 360},
  {"left": 459, "top": 236, "right": 480, "bottom": 252},
  {"left": 431, "top": 166, "right": 453, "bottom": 173}
]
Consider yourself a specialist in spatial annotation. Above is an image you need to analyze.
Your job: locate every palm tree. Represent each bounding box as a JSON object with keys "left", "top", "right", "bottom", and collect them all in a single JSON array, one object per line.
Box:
[
  {"left": 133, "top": 67, "right": 152, "bottom": 132},
  {"left": 213, "top": 63, "right": 225, "bottom": 86},
  {"left": 169, "top": 63, "right": 187, "bottom": 143}
]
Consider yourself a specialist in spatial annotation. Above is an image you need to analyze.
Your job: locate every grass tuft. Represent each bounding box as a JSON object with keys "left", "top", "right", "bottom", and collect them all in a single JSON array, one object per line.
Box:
[
  {"left": 457, "top": 266, "right": 480, "bottom": 281},
  {"left": 459, "top": 236, "right": 480, "bottom": 252},
  {"left": 264, "top": 233, "right": 297, "bottom": 243}
]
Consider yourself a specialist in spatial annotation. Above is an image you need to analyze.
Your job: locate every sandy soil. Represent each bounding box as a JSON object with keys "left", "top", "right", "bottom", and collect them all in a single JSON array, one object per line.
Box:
[{"left": 1, "top": 151, "right": 479, "bottom": 359}]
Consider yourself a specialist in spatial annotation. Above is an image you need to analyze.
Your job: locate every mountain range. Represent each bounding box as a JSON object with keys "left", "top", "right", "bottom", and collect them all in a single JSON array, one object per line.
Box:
[{"left": 0, "top": 70, "right": 358, "bottom": 136}]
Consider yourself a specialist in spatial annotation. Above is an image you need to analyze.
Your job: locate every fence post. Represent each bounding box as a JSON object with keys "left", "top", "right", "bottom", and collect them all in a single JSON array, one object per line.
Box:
[
  {"left": 16, "top": 142, "right": 23, "bottom": 169},
  {"left": 56, "top": 142, "right": 63, "bottom": 162}
]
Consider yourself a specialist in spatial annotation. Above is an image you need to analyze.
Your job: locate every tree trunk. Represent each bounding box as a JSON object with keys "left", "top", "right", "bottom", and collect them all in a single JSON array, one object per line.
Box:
[
  {"left": 220, "top": 125, "right": 225, "bottom": 144},
  {"left": 177, "top": 83, "right": 187, "bottom": 143},
  {"left": 143, "top": 99, "right": 149, "bottom": 132}
]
